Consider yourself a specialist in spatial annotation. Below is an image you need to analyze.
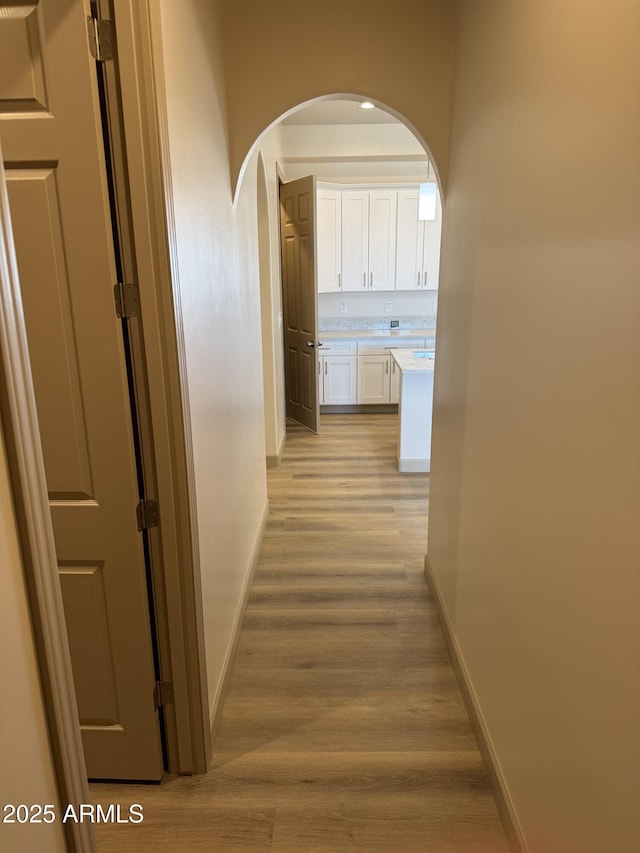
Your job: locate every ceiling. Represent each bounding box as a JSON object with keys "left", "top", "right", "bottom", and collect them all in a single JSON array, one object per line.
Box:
[{"left": 281, "top": 99, "right": 401, "bottom": 126}]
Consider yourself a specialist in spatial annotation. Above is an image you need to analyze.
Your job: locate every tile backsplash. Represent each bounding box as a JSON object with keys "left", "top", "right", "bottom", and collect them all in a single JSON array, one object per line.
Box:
[
  {"left": 318, "top": 290, "right": 438, "bottom": 328},
  {"left": 319, "top": 315, "right": 436, "bottom": 331}
]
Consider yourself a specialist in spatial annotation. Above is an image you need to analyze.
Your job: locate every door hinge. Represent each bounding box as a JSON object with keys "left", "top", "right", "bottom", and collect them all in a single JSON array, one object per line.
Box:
[
  {"left": 137, "top": 499, "right": 159, "bottom": 531},
  {"left": 113, "top": 283, "right": 139, "bottom": 319},
  {"left": 153, "top": 680, "right": 174, "bottom": 710},
  {"left": 87, "top": 15, "right": 116, "bottom": 62}
]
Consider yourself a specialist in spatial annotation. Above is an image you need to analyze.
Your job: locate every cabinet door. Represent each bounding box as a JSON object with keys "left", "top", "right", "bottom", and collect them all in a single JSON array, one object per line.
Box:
[
  {"left": 318, "top": 357, "right": 325, "bottom": 405},
  {"left": 317, "top": 189, "right": 342, "bottom": 293},
  {"left": 323, "top": 356, "right": 357, "bottom": 405},
  {"left": 357, "top": 354, "right": 391, "bottom": 403},
  {"left": 390, "top": 357, "right": 401, "bottom": 403},
  {"left": 396, "top": 189, "right": 424, "bottom": 290},
  {"left": 369, "top": 189, "right": 397, "bottom": 290},
  {"left": 421, "top": 190, "right": 442, "bottom": 290},
  {"left": 341, "top": 191, "right": 369, "bottom": 291}
]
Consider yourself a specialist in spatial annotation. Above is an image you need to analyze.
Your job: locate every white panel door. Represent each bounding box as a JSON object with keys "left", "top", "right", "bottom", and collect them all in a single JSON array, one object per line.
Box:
[
  {"left": 357, "top": 355, "right": 391, "bottom": 403},
  {"left": 317, "top": 188, "right": 342, "bottom": 293},
  {"left": 324, "top": 356, "right": 357, "bottom": 405},
  {"left": 1, "top": 0, "right": 163, "bottom": 779},
  {"left": 396, "top": 188, "right": 423, "bottom": 290},
  {"left": 341, "top": 190, "right": 369, "bottom": 291},
  {"left": 368, "top": 189, "right": 397, "bottom": 290}
]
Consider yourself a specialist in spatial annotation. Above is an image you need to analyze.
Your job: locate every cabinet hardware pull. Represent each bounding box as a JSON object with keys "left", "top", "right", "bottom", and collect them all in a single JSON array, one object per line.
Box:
[
  {"left": 370, "top": 272, "right": 373, "bottom": 288},
  {"left": 338, "top": 272, "right": 341, "bottom": 289},
  {"left": 385, "top": 360, "right": 389, "bottom": 374},
  {"left": 417, "top": 271, "right": 421, "bottom": 287},
  {"left": 363, "top": 272, "right": 366, "bottom": 288},
  {"left": 424, "top": 270, "right": 427, "bottom": 286},
  {"left": 325, "top": 361, "right": 328, "bottom": 375}
]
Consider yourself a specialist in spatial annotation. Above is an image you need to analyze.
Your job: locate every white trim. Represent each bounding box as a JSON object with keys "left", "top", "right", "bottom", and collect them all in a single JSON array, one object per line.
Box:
[
  {"left": 424, "top": 555, "right": 528, "bottom": 853},
  {"left": 266, "top": 429, "right": 286, "bottom": 467},
  {"left": 398, "top": 457, "right": 430, "bottom": 472},
  {"left": 0, "top": 150, "right": 96, "bottom": 851},
  {"left": 209, "top": 500, "right": 269, "bottom": 745}
]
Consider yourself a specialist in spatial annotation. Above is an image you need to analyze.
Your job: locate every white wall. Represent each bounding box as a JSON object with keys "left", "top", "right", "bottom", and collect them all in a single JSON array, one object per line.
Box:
[
  {"left": 429, "top": 2, "right": 640, "bottom": 850},
  {"left": 156, "top": 0, "right": 268, "bottom": 723},
  {"left": 0, "top": 428, "right": 66, "bottom": 853}
]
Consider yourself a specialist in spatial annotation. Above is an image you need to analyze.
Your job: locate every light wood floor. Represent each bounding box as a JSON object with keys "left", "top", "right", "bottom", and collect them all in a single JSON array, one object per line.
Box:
[{"left": 92, "top": 414, "right": 509, "bottom": 852}]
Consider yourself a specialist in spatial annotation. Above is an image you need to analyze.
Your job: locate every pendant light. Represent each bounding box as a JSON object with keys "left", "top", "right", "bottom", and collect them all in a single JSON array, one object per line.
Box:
[{"left": 418, "top": 160, "right": 437, "bottom": 221}]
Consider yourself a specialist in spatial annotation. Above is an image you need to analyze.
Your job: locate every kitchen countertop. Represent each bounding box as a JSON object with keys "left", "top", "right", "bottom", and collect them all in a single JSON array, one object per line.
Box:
[
  {"left": 390, "top": 348, "right": 435, "bottom": 373},
  {"left": 320, "top": 328, "right": 436, "bottom": 341}
]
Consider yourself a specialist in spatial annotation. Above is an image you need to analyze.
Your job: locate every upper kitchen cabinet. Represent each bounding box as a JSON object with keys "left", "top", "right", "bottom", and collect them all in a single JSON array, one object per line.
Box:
[
  {"left": 341, "top": 189, "right": 397, "bottom": 291},
  {"left": 396, "top": 188, "right": 442, "bottom": 290},
  {"left": 317, "top": 188, "right": 342, "bottom": 293}
]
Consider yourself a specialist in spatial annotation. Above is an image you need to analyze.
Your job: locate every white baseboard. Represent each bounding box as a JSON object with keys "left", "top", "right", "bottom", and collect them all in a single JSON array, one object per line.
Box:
[
  {"left": 424, "top": 555, "right": 528, "bottom": 853},
  {"left": 398, "top": 457, "right": 430, "bottom": 472},
  {"left": 208, "top": 500, "right": 269, "bottom": 746},
  {"left": 266, "top": 429, "right": 286, "bottom": 468}
]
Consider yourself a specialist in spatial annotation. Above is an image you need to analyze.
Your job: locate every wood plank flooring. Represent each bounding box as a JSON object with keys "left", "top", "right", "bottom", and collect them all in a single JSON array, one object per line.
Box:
[{"left": 91, "top": 414, "right": 509, "bottom": 852}]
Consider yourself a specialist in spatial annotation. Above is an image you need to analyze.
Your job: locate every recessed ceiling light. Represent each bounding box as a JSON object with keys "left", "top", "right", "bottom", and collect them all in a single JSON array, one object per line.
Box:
[{"left": 358, "top": 102, "right": 375, "bottom": 110}]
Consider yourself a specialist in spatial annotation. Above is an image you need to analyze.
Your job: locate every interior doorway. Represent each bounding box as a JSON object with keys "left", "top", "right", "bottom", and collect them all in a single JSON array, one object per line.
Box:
[{"left": 254, "top": 96, "right": 441, "bottom": 462}]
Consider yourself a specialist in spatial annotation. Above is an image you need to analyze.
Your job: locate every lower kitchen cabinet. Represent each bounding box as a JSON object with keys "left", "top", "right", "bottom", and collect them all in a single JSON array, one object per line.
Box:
[
  {"left": 319, "top": 355, "right": 357, "bottom": 405},
  {"left": 357, "top": 354, "right": 391, "bottom": 404},
  {"left": 390, "top": 356, "right": 401, "bottom": 403},
  {"left": 319, "top": 336, "right": 429, "bottom": 406}
]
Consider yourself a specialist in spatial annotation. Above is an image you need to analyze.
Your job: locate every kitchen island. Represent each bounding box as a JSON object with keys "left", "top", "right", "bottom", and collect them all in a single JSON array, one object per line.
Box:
[{"left": 389, "top": 349, "right": 435, "bottom": 472}]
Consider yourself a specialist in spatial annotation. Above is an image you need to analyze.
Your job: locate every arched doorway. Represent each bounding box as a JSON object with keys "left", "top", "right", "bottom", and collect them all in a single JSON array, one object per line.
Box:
[{"left": 247, "top": 96, "right": 442, "bottom": 458}]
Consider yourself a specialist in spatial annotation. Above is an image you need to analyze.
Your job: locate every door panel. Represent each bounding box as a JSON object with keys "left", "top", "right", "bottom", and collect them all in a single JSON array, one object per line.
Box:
[
  {"left": 1, "top": 0, "right": 163, "bottom": 780},
  {"left": 357, "top": 355, "right": 391, "bottom": 404},
  {"left": 317, "top": 189, "right": 341, "bottom": 293},
  {"left": 341, "top": 190, "right": 369, "bottom": 291},
  {"left": 396, "top": 188, "right": 423, "bottom": 290},
  {"left": 324, "top": 357, "right": 357, "bottom": 405},
  {"left": 369, "top": 189, "right": 397, "bottom": 290},
  {"left": 280, "top": 176, "right": 319, "bottom": 432},
  {"left": 8, "top": 171, "right": 95, "bottom": 498}
]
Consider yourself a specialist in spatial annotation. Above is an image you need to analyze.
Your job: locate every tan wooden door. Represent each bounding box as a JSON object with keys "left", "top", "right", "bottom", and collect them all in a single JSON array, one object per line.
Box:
[
  {"left": 0, "top": 0, "right": 163, "bottom": 779},
  {"left": 280, "top": 176, "right": 320, "bottom": 432}
]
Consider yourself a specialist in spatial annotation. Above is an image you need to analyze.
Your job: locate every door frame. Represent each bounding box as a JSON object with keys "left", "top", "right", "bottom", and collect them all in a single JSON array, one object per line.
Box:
[
  {"left": 112, "top": 0, "right": 211, "bottom": 774},
  {"left": 0, "top": 0, "right": 211, "bottom": 829}
]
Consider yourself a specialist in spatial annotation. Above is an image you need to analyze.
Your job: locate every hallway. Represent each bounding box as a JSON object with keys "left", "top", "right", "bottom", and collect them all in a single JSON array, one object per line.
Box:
[{"left": 92, "top": 414, "right": 509, "bottom": 852}]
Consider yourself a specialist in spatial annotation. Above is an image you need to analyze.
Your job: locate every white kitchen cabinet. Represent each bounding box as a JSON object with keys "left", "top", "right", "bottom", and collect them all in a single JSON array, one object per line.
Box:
[
  {"left": 322, "top": 355, "right": 357, "bottom": 405},
  {"left": 357, "top": 354, "right": 391, "bottom": 403},
  {"left": 390, "top": 357, "right": 401, "bottom": 403},
  {"left": 317, "top": 188, "right": 342, "bottom": 293},
  {"left": 368, "top": 189, "right": 397, "bottom": 290},
  {"left": 357, "top": 338, "right": 426, "bottom": 404},
  {"left": 395, "top": 188, "right": 442, "bottom": 290},
  {"left": 341, "top": 189, "right": 397, "bottom": 291},
  {"left": 318, "top": 358, "right": 324, "bottom": 405},
  {"left": 341, "top": 190, "right": 369, "bottom": 291},
  {"left": 319, "top": 341, "right": 357, "bottom": 406}
]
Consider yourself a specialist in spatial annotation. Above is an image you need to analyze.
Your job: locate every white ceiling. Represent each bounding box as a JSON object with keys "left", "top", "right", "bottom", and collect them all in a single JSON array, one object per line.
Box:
[{"left": 281, "top": 99, "right": 401, "bottom": 126}]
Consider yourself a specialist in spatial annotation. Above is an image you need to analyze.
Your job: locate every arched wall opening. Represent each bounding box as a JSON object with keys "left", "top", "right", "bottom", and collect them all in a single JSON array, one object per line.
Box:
[
  {"left": 249, "top": 94, "right": 443, "bottom": 461},
  {"left": 235, "top": 94, "right": 444, "bottom": 207}
]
